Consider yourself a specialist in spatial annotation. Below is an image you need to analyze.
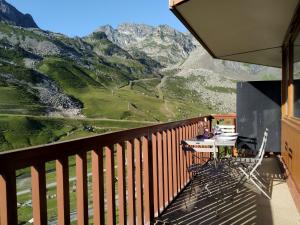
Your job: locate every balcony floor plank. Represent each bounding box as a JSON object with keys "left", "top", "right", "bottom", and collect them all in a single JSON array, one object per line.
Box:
[{"left": 154, "top": 157, "right": 300, "bottom": 225}]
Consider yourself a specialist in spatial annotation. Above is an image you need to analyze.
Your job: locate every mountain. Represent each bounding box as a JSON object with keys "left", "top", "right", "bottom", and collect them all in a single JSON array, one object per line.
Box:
[
  {"left": 168, "top": 46, "right": 281, "bottom": 112},
  {"left": 0, "top": 19, "right": 281, "bottom": 118},
  {"left": 0, "top": 20, "right": 166, "bottom": 118},
  {"left": 0, "top": 0, "right": 38, "bottom": 28},
  {"left": 0, "top": 18, "right": 212, "bottom": 120},
  {"left": 0, "top": 1, "right": 282, "bottom": 151},
  {"left": 97, "top": 23, "right": 197, "bottom": 66}
]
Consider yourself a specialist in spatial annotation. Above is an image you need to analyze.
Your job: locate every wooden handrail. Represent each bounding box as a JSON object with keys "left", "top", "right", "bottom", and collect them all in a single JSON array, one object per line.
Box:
[
  {"left": 0, "top": 114, "right": 236, "bottom": 225},
  {"left": 0, "top": 116, "right": 206, "bottom": 171}
]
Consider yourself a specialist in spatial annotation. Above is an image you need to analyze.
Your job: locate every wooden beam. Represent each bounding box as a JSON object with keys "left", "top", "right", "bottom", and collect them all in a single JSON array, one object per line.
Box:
[
  {"left": 157, "top": 132, "right": 164, "bottom": 213},
  {"left": 91, "top": 148, "right": 105, "bottom": 225},
  {"left": 117, "top": 143, "right": 126, "bottom": 225},
  {"left": 76, "top": 152, "right": 88, "bottom": 225},
  {"left": 142, "top": 136, "right": 152, "bottom": 225},
  {"left": 0, "top": 170, "right": 17, "bottom": 225},
  {"left": 151, "top": 133, "right": 159, "bottom": 217},
  {"left": 135, "top": 138, "right": 143, "bottom": 225},
  {"left": 56, "top": 157, "right": 70, "bottom": 225},
  {"left": 282, "top": 46, "right": 288, "bottom": 117},
  {"left": 126, "top": 141, "right": 136, "bottom": 225},
  {"left": 288, "top": 42, "right": 294, "bottom": 117},
  {"left": 31, "top": 163, "right": 47, "bottom": 225},
  {"left": 106, "top": 146, "right": 116, "bottom": 225}
]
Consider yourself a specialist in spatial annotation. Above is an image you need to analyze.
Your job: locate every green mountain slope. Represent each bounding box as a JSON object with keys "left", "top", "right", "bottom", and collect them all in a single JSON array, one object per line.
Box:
[{"left": 0, "top": 20, "right": 218, "bottom": 151}]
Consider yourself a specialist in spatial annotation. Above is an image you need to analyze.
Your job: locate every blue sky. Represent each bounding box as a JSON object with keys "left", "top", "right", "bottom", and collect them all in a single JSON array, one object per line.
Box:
[{"left": 7, "top": 0, "right": 186, "bottom": 37}]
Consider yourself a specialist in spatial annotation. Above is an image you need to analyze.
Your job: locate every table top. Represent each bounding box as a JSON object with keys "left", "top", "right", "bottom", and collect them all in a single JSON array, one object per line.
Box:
[{"left": 183, "top": 136, "right": 237, "bottom": 147}]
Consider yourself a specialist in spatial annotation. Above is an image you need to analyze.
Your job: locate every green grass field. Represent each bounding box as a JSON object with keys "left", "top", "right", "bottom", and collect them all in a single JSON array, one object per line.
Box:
[{"left": 0, "top": 115, "right": 154, "bottom": 152}]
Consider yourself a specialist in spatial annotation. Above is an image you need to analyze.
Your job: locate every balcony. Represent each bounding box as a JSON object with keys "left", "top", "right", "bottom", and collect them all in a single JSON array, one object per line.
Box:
[
  {"left": 155, "top": 157, "right": 299, "bottom": 225},
  {"left": 0, "top": 114, "right": 299, "bottom": 225}
]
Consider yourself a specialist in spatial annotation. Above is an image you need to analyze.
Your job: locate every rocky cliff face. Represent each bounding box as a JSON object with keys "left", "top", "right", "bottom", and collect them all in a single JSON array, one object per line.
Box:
[
  {"left": 170, "top": 45, "right": 281, "bottom": 112},
  {"left": 0, "top": 0, "right": 38, "bottom": 28},
  {"left": 97, "top": 23, "right": 197, "bottom": 66}
]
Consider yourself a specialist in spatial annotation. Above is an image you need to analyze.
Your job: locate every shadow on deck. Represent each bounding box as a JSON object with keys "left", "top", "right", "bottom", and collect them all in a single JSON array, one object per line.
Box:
[{"left": 154, "top": 157, "right": 300, "bottom": 225}]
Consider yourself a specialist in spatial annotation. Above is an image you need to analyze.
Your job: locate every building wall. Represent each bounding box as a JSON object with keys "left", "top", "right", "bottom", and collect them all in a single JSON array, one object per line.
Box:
[
  {"left": 281, "top": 4, "right": 300, "bottom": 193},
  {"left": 282, "top": 117, "right": 300, "bottom": 191}
]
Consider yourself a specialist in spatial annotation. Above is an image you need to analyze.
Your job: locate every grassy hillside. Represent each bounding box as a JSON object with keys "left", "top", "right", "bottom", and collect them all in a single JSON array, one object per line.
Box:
[
  {"left": 0, "top": 61, "right": 47, "bottom": 115},
  {"left": 0, "top": 115, "right": 153, "bottom": 151},
  {"left": 0, "top": 22, "right": 221, "bottom": 152},
  {"left": 0, "top": 55, "right": 218, "bottom": 151}
]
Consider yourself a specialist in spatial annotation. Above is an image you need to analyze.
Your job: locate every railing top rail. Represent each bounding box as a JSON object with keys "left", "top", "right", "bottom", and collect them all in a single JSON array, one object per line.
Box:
[
  {"left": 210, "top": 113, "right": 236, "bottom": 119},
  {"left": 0, "top": 116, "right": 208, "bottom": 171}
]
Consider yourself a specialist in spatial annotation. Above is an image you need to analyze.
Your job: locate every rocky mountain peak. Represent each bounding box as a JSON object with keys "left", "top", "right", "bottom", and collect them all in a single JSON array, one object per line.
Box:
[
  {"left": 95, "top": 23, "right": 197, "bottom": 66},
  {"left": 96, "top": 24, "right": 114, "bottom": 35},
  {"left": 90, "top": 31, "right": 108, "bottom": 40},
  {"left": 0, "top": 0, "right": 38, "bottom": 28},
  {"left": 157, "top": 24, "right": 177, "bottom": 33},
  {"left": 117, "top": 23, "right": 154, "bottom": 37}
]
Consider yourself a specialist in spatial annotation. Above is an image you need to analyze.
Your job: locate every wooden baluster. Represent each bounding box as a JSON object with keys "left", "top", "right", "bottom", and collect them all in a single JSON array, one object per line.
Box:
[
  {"left": 179, "top": 126, "right": 184, "bottom": 188},
  {"left": 192, "top": 123, "right": 195, "bottom": 137},
  {"left": 162, "top": 131, "right": 169, "bottom": 207},
  {"left": 142, "top": 136, "right": 152, "bottom": 225},
  {"left": 182, "top": 126, "right": 187, "bottom": 186},
  {"left": 0, "top": 170, "right": 17, "bottom": 225},
  {"left": 76, "top": 152, "right": 88, "bottom": 225},
  {"left": 192, "top": 124, "right": 196, "bottom": 165},
  {"left": 167, "top": 129, "right": 173, "bottom": 202},
  {"left": 92, "top": 147, "right": 105, "bottom": 225},
  {"left": 151, "top": 133, "right": 159, "bottom": 217},
  {"left": 117, "top": 143, "right": 126, "bottom": 225},
  {"left": 172, "top": 129, "right": 177, "bottom": 197},
  {"left": 127, "top": 141, "right": 136, "bottom": 225},
  {"left": 135, "top": 138, "right": 143, "bottom": 225},
  {"left": 56, "top": 157, "right": 70, "bottom": 225},
  {"left": 176, "top": 128, "right": 181, "bottom": 192},
  {"left": 186, "top": 125, "right": 189, "bottom": 182},
  {"left": 106, "top": 145, "right": 116, "bottom": 225},
  {"left": 31, "top": 162, "right": 47, "bottom": 225},
  {"left": 157, "top": 132, "right": 164, "bottom": 213},
  {"left": 196, "top": 123, "right": 200, "bottom": 164},
  {"left": 188, "top": 125, "right": 192, "bottom": 180}
]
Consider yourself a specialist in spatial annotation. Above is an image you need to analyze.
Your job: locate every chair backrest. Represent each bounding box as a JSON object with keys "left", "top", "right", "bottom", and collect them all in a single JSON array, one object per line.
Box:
[
  {"left": 216, "top": 124, "right": 235, "bottom": 134},
  {"left": 255, "top": 128, "right": 269, "bottom": 159},
  {"left": 181, "top": 139, "right": 217, "bottom": 161},
  {"left": 250, "top": 128, "right": 268, "bottom": 175}
]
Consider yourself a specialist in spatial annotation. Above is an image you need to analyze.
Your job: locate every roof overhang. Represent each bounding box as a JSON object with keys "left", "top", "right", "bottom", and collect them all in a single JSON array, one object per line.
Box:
[{"left": 170, "top": 0, "right": 299, "bottom": 68}]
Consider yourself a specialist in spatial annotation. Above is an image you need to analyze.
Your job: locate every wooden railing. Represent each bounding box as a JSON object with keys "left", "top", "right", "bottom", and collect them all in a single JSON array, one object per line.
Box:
[{"left": 0, "top": 114, "right": 235, "bottom": 225}]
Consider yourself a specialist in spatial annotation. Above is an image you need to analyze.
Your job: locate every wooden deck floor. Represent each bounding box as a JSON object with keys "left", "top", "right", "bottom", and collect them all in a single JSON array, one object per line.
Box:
[{"left": 154, "top": 157, "right": 300, "bottom": 225}]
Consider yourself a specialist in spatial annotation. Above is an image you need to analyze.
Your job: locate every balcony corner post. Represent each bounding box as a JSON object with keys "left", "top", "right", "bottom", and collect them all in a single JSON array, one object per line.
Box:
[{"left": 0, "top": 169, "right": 17, "bottom": 225}]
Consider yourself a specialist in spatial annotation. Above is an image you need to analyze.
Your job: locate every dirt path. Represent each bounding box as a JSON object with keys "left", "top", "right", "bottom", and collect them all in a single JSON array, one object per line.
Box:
[
  {"left": 156, "top": 76, "right": 176, "bottom": 118},
  {"left": 0, "top": 113, "right": 158, "bottom": 124}
]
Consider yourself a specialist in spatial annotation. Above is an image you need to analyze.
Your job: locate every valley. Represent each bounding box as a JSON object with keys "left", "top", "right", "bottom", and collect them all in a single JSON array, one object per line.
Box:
[
  {"left": 0, "top": 1, "right": 284, "bottom": 223},
  {"left": 0, "top": 0, "right": 281, "bottom": 152}
]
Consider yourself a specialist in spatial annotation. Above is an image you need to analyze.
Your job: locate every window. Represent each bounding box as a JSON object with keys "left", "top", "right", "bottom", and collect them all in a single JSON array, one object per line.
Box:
[{"left": 293, "top": 31, "right": 300, "bottom": 118}]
